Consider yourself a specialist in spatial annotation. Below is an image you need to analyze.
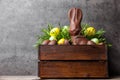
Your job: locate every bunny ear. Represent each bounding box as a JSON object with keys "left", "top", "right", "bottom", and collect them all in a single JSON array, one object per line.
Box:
[
  {"left": 68, "top": 8, "right": 82, "bottom": 23},
  {"left": 68, "top": 8, "right": 76, "bottom": 22},
  {"left": 76, "top": 8, "right": 82, "bottom": 23}
]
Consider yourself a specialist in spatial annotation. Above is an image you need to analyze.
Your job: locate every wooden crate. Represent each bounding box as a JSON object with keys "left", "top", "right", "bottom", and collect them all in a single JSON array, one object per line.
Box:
[{"left": 38, "top": 45, "right": 108, "bottom": 79}]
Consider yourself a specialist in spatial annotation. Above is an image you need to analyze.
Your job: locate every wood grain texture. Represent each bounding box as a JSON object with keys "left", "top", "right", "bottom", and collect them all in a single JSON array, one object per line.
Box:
[
  {"left": 39, "top": 45, "right": 107, "bottom": 60},
  {"left": 39, "top": 61, "right": 108, "bottom": 78}
]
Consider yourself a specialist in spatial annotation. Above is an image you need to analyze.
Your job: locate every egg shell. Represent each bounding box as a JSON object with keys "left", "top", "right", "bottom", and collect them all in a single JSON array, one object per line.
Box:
[
  {"left": 48, "top": 40, "right": 57, "bottom": 45},
  {"left": 41, "top": 40, "right": 50, "bottom": 45},
  {"left": 79, "top": 40, "right": 87, "bottom": 45},
  {"left": 64, "top": 40, "right": 70, "bottom": 45},
  {"left": 98, "top": 42, "right": 104, "bottom": 45},
  {"left": 87, "top": 41, "right": 96, "bottom": 45}
]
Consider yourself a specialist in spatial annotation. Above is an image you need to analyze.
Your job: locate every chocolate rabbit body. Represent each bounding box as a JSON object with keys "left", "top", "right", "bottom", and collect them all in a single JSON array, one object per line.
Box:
[{"left": 68, "top": 8, "right": 88, "bottom": 45}]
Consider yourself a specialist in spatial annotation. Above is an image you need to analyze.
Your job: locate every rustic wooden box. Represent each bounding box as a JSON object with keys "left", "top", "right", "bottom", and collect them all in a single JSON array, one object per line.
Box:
[{"left": 38, "top": 45, "right": 108, "bottom": 79}]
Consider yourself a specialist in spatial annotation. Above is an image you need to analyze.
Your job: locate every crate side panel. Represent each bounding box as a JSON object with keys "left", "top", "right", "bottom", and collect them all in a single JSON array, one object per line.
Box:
[
  {"left": 39, "top": 45, "right": 107, "bottom": 60},
  {"left": 39, "top": 61, "right": 108, "bottom": 78}
]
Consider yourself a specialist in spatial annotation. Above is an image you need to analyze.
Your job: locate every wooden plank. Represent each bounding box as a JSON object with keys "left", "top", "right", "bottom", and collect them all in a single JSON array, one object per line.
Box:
[
  {"left": 39, "top": 61, "right": 108, "bottom": 78},
  {"left": 39, "top": 45, "right": 107, "bottom": 60}
]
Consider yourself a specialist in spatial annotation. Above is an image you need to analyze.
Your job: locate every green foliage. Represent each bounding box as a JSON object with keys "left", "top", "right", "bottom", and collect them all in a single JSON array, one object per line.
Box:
[
  {"left": 81, "top": 23, "right": 105, "bottom": 40},
  {"left": 81, "top": 23, "right": 90, "bottom": 35},
  {"left": 94, "top": 29, "right": 106, "bottom": 38},
  {"left": 34, "top": 24, "right": 71, "bottom": 47},
  {"left": 34, "top": 23, "right": 112, "bottom": 47},
  {"left": 81, "top": 23, "right": 112, "bottom": 47},
  {"left": 56, "top": 26, "right": 71, "bottom": 41},
  {"left": 34, "top": 24, "right": 53, "bottom": 47}
]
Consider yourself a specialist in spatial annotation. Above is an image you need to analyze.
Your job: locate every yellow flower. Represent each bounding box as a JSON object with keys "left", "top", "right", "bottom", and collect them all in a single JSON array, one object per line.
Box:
[
  {"left": 58, "top": 38, "right": 65, "bottom": 45},
  {"left": 50, "top": 27, "right": 60, "bottom": 37},
  {"left": 84, "top": 27, "right": 96, "bottom": 36}
]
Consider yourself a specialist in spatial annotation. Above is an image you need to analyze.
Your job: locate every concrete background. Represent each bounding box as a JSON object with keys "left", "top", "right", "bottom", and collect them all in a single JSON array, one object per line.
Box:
[{"left": 0, "top": 0, "right": 120, "bottom": 76}]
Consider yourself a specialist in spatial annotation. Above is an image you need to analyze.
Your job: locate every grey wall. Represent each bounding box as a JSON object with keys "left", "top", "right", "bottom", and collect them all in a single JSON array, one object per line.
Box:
[{"left": 0, "top": 0, "right": 120, "bottom": 76}]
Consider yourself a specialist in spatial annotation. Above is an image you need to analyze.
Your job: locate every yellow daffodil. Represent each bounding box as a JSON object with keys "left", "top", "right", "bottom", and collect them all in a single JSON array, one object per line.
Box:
[
  {"left": 84, "top": 27, "right": 96, "bottom": 36},
  {"left": 50, "top": 27, "right": 60, "bottom": 37}
]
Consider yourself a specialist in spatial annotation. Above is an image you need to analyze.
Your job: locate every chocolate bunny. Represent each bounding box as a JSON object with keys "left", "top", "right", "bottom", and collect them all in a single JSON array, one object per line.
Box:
[
  {"left": 68, "top": 8, "right": 82, "bottom": 36},
  {"left": 68, "top": 8, "right": 88, "bottom": 45}
]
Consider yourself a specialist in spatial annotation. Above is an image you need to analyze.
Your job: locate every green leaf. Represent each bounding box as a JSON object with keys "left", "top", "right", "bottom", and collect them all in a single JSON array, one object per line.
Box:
[
  {"left": 95, "top": 29, "right": 106, "bottom": 38},
  {"left": 81, "top": 23, "right": 90, "bottom": 35},
  {"left": 107, "top": 44, "right": 112, "bottom": 47},
  {"left": 48, "top": 24, "right": 54, "bottom": 31}
]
